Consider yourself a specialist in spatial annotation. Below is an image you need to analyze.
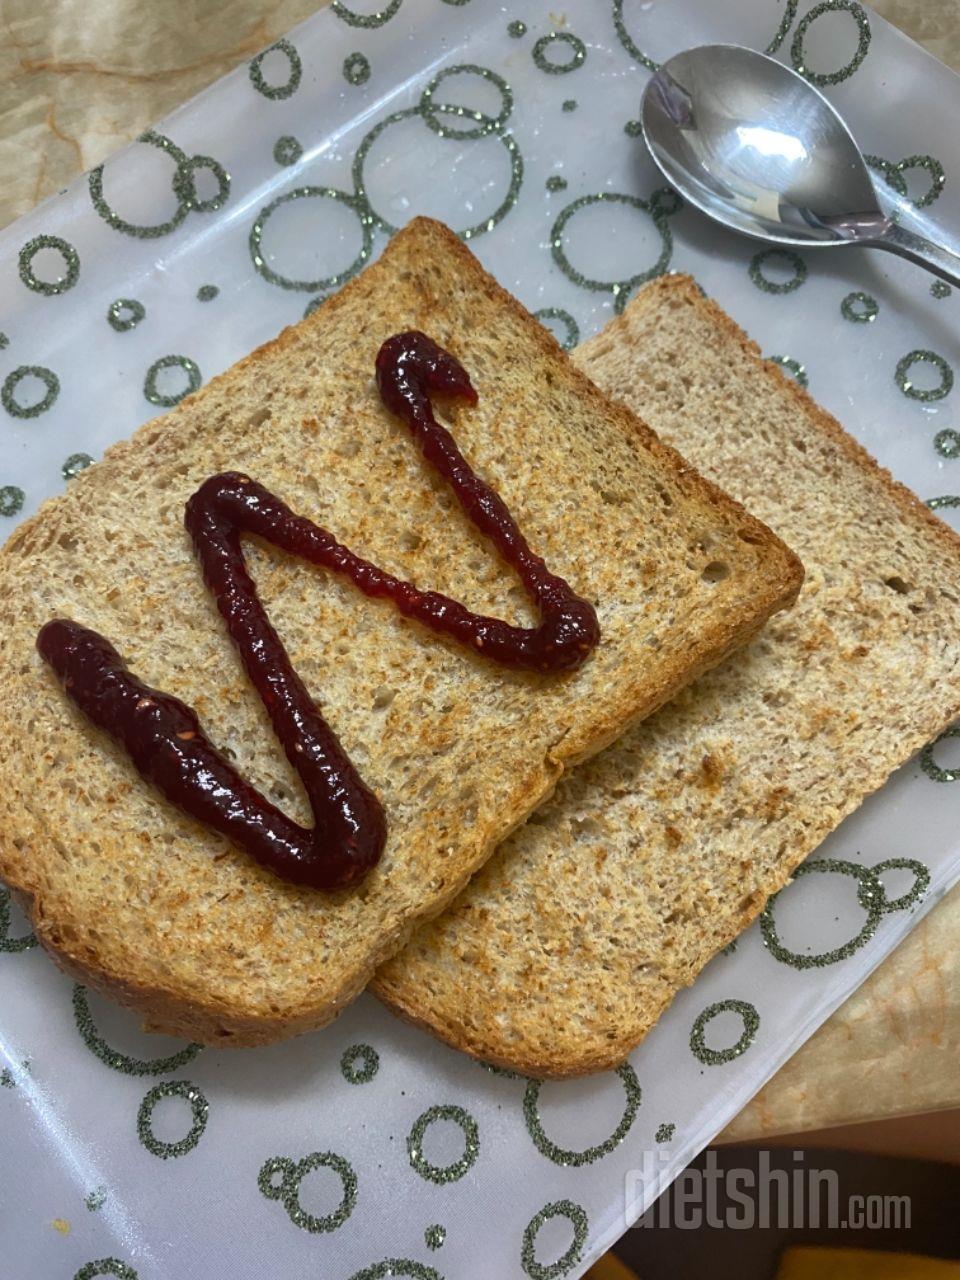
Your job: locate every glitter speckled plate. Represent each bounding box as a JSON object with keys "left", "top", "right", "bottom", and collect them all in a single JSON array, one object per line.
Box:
[{"left": 2, "top": 1, "right": 960, "bottom": 1277}]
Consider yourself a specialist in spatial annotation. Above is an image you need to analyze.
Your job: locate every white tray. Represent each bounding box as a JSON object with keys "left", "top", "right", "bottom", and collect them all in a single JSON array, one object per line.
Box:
[{"left": 1, "top": 1, "right": 959, "bottom": 1276}]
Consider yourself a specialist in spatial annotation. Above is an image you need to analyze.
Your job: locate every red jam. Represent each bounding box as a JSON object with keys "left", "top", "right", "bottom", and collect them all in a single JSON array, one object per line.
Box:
[{"left": 37, "top": 332, "right": 600, "bottom": 891}]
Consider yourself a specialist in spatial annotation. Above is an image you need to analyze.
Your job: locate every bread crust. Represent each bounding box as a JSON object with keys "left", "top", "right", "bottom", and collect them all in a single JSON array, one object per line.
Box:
[
  {"left": 0, "top": 227, "right": 799, "bottom": 1046},
  {"left": 372, "top": 273, "right": 960, "bottom": 1077}
]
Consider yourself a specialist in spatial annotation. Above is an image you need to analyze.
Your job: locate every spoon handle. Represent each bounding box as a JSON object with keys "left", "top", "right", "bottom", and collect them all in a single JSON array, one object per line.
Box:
[{"left": 869, "top": 222, "right": 960, "bottom": 289}]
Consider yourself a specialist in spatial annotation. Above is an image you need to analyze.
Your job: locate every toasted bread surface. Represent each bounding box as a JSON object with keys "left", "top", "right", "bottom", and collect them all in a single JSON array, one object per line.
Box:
[
  {"left": 0, "top": 224, "right": 799, "bottom": 1044},
  {"left": 373, "top": 273, "right": 960, "bottom": 1077}
]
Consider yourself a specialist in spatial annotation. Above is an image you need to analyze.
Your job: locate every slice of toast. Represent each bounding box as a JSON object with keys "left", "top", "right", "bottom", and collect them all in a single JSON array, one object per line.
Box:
[
  {"left": 0, "top": 222, "right": 800, "bottom": 1045},
  {"left": 373, "top": 273, "right": 960, "bottom": 1077}
]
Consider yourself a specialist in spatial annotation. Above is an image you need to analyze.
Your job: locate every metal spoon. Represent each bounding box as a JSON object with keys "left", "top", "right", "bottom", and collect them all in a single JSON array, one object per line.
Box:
[{"left": 640, "top": 43, "right": 960, "bottom": 287}]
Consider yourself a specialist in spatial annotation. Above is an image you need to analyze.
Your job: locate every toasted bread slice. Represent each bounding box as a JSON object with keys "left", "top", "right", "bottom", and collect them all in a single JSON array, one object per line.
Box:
[
  {"left": 373, "top": 273, "right": 960, "bottom": 1077},
  {"left": 0, "top": 224, "right": 800, "bottom": 1045}
]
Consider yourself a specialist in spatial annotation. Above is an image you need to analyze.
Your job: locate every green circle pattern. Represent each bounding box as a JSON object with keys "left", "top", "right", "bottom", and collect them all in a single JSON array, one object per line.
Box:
[
  {"left": 344, "top": 52, "right": 372, "bottom": 85},
  {"left": 425, "top": 1224, "right": 446, "bottom": 1250},
  {"left": 19, "top": 234, "right": 80, "bottom": 296},
  {"left": 0, "top": 884, "right": 38, "bottom": 952},
  {"left": 72, "top": 984, "right": 202, "bottom": 1075},
  {"left": 407, "top": 1103, "right": 479, "bottom": 1183},
  {"left": 332, "top": 0, "right": 403, "bottom": 26},
  {"left": 921, "top": 724, "right": 960, "bottom": 781},
  {"left": 137, "top": 1080, "right": 208, "bottom": 1158},
  {"left": 347, "top": 1264, "right": 442, "bottom": 1280},
  {"left": 273, "top": 135, "right": 303, "bottom": 166},
  {"left": 521, "top": 1200, "right": 589, "bottom": 1280},
  {"left": 74, "top": 1262, "right": 138, "bottom": 1280},
  {"left": 790, "top": 0, "right": 871, "bottom": 86},
  {"left": 340, "top": 1042, "right": 379, "bottom": 1084},
  {"left": 286, "top": 1151, "right": 357, "bottom": 1232},
  {"left": 523, "top": 1064, "right": 641, "bottom": 1166},
  {"left": 841, "top": 291, "right": 878, "bottom": 323},
  {"left": 420, "top": 64, "right": 513, "bottom": 139},
  {"left": 865, "top": 156, "right": 908, "bottom": 201},
  {"left": 935, "top": 431, "right": 960, "bottom": 459},
  {"left": 611, "top": 0, "right": 800, "bottom": 71},
  {"left": 533, "top": 308, "right": 580, "bottom": 351},
  {"left": 767, "top": 0, "right": 801, "bottom": 52},
  {"left": 258, "top": 1154, "right": 296, "bottom": 1198},
  {"left": 107, "top": 298, "right": 146, "bottom": 332},
  {"left": 258, "top": 1150, "right": 358, "bottom": 1232},
  {"left": 749, "top": 248, "right": 807, "bottom": 294},
  {"left": 866, "top": 154, "right": 945, "bottom": 209},
  {"left": 250, "top": 186, "right": 374, "bottom": 290},
  {"left": 143, "top": 354, "right": 202, "bottom": 406},
  {"left": 352, "top": 94, "right": 522, "bottom": 241},
  {"left": 532, "top": 32, "right": 586, "bottom": 75},
  {"left": 760, "top": 859, "right": 886, "bottom": 968},
  {"left": 0, "top": 487, "right": 25, "bottom": 518},
  {"left": 766, "top": 355, "right": 808, "bottom": 388},
  {"left": 249, "top": 39, "right": 302, "bottom": 99},
  {"left": 2, "top": 366, "right": 60, "bottom": 419},
  {"left": 611, "top": 0, "right": 661, "bottom": 71},
  {"left": 690, "top": 998, "right": 760, "bottom": 1065},
  {"left": 873, "top": 858, "right": 931, "bottom": 912},
  {"left": 88, "top": 137, "right": 186, "bottom": 239},
  {"left": 89, "top": 131, "right": 230, "bottom": 239},
  {"left": 172, "top": 154, "right": 231, "bottom": 212},
  {"left": 895, "top": 350, "right": 953, "bottom": 403},
  {"left": 63, "top": 452, "right": 94, "bottom": 480},
  {"left": 550, "top": 190, "right": 678, "bottom": 310}
]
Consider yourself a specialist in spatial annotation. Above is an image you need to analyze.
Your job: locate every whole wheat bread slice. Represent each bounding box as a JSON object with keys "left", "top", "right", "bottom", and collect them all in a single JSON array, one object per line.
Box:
[
  {"left": 0, "top": 222, "right": 800, "bottom": 1045},
  {"left": 373, "top": 273, "right": 960, "bottom": 1077}
]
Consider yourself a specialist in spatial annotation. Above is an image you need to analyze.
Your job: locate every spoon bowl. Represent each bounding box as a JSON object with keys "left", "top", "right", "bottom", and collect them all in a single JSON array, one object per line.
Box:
[{"left": 640, "top": 43, "right": 960, "bottom": 283}]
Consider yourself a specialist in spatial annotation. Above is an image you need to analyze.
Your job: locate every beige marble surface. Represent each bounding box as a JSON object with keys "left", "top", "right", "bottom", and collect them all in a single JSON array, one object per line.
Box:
[
  {"left": 0, "top": 0, "right": 324, "bottom": 231},
  {"left": 2, "top": 0, "right": 960, "bottom": 1139}
]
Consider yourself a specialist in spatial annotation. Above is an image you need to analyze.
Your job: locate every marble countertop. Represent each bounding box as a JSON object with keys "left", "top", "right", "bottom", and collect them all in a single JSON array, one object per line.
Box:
[{"left": 2, "top": 0, "right": 959, "bottom": 1140}]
